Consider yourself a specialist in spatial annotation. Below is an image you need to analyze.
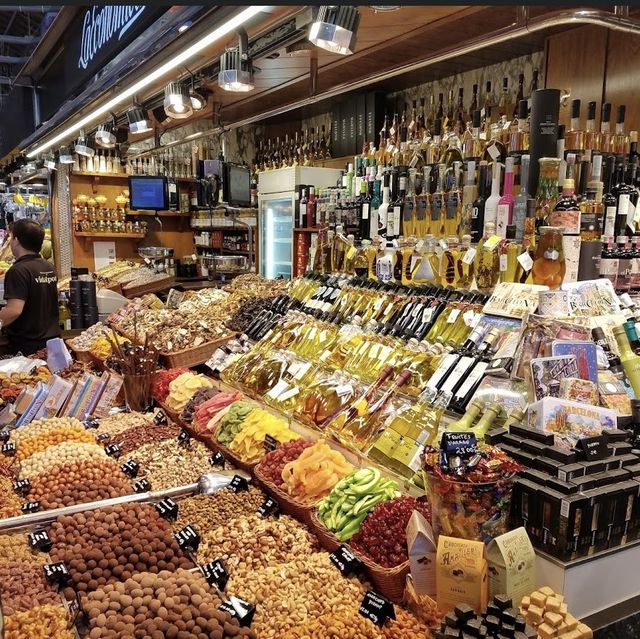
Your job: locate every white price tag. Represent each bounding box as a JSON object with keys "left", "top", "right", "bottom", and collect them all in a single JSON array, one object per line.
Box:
[
  {"left": 415, "top": 240, "right": 424, "bottom": 252},
  {"left": 278, "top": 387, "right": 300, "bottom": 402},
  {"left": 293, "top": 361, "right": 312, "bottom": 380},
  {"left": 517, "top": 252, "right": 534, "bottom": 272},
  {"left": 462, "top": 247, "right": 476, "bottom": 264},
  {"left": 463, "top": 310, "right": 478, "bottom": 326},
  {"left": 486, "top": 142, "right": 500, "bottom": 161},
  {"left": 439, "top": 239, "right": 448, "bottom": 250},
  {"left": 500, "top": 254, "right": 508, "bottom": 272},
  {"left": 336, "top": 384, "right": 354, "bottom": 396},
  {"left": 447, "top": 308, "right": 461, "bottom": 324},
  {"left": 267, "top": 380, "right": 290, "bottom": 400}
]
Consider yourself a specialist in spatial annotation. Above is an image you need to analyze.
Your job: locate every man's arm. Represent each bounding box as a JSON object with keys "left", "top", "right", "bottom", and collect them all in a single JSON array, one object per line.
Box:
[{"left": 0, "top": 298, "right": 25, "bottom": 328}]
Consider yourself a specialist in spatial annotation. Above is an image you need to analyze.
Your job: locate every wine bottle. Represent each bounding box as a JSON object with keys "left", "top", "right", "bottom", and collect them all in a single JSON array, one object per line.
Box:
[
  {"left": 613, "top": 325, "right": 640, "bottom": 396},
  {"left": 445, "top": 398, "right": 484, "bottom": 431}
]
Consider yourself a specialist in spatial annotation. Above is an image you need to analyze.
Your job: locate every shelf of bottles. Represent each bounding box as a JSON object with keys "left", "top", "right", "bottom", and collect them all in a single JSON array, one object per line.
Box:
[{"left": 254, "top": 125, "right": 332, "bottom": 173}]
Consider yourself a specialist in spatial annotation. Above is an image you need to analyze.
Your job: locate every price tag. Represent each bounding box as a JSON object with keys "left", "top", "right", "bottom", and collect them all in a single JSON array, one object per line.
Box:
[
  {"left": 132, "top": 479, "right": 151, "bottom": 493},
  {"left": 336, "top": 384, "right": 353, "bottom": 396},
  {"left": 83, "top": 418, "right": 100, "bottom": 430},
  {"left": 462, "top": 247, "right": 476, "bottom": 264},
  {"left": 447, "top": 308, "right": 461, "bottom": 324},
  {"left": 278, "top": 387, "right": 300, "bottom": 402},
  {"left": 266, "top": 380, "right": 290, "bottom": 400},
  {"left": 44, "top": 562, "right": 69, "bottom": 586},
  {"left": 218, "top": 596, "right": 256, "bottom": 627},
  {"left": 228, "top": 474, "right": 249, "bottom": 493},
  {"left": 257, "top": 496, "right": 279, "bottom": 518},
  {"left": 28, "top": 528, "right": 52, "bottom": 552},
  {"left": 462, "top": 310, "right": 479, "bottom": 327},
  {"left": 2, "top": 442, "right": 16, "bottom": 456},
  {"left": 438, "top": 238, "right": 448, "bottom": 251},
  {"left": 209, "top": 451, "right": 225, "bottom": 467},
  {"left": 96, "top": 432, "right": 111, "bottom": 443},
  {"left": 440, "top": 432, "right": 478, "bottom": 457},
  {"left": 12, "top": 478, "right": 30, "bottom": 495},
  {"left": 154, "top": 409, "right": 168, "bottom": 426},
  {"left": 174, "top": 525, "right": 200, "bottom": 552},
  {"left": 330, "top": 545, "right": 364, "bottom": 577},
  {"left": 21, "top": 501, "right": 40, "bottom": 514},
  {"left": 577, "top": 435, "right": 609, "bottom": 461},
  {"left": 486, "top": 142, "right": 500, "bottom": 161},
  {"left": 292, "top": 361, "right": 312, "bottom": 381},
  {"left": 264, "top": 434, "right": 279, "bottom": 453},
  {"left": 155, "top": 497, "right": 179, "bottom": 521},
  {"left": 200, "top": 559, "right": 229, "bottom": 590},
  {"left": 177, "top": 429, "right": 192, "bottom": 447},
  {"left": 518, "top": 252, "right": 534, "bottom": 272},
  {"left": 0, "top": 430, "right": 10, "bottom": 442},
  {"left": 120, "top": 459, "right": 139, "bottom": 478},
  {"left": 358, "top": 590, "right": 396, "bottom": 627},
  {"left": 104, "top": 443, "right": 120, "bottom": 458},
  {"left": 499, "top": 254, "right": 508, "bottom": 272}
]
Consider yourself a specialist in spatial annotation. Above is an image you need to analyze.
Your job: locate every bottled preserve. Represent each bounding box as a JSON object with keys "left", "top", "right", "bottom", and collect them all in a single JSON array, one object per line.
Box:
[{"left": 532, "top": 226, "right": 566, "bottom": 289}]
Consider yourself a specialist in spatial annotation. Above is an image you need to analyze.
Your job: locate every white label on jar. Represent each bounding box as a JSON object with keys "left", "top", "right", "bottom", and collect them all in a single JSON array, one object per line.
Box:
[
  {"left": 518, "top": 252, "right": 534, "bottom": 271},
  {"left": 462, "top": 248, "right": 476, "bottom": 264},
  {"left": 499, "top": 254, "right": 508, "bottom": 271}
]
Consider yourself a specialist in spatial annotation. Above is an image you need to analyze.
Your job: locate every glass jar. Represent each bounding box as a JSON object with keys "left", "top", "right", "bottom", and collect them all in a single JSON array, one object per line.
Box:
[
  {"left": 535, "top": 157, "right": 561, "bottom": 229},
  {"left": 532, "top": 226, "right": 566, "bottom": 289}
]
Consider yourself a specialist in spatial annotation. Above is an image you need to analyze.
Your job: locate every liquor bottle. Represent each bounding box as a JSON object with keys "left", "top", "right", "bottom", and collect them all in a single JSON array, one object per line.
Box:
[
  {"left": 358, "top": 179, "right": 371, "bottom": 240},
  {"left": 307, "top": 186, "right": 316, "bottom": 228},
  {"left": 456, "top": 234, "right": 475, "bottom": 289},
  {"left": 484, "top": 160, "right": 502, "bottom": 229},
  {"left": 446, "top": 398, "right": 484, "bottom": 430},
  {"left": 618, "top": 239, "right": 632, "bottom": 293},
  {"left": 550, "top": 178, "right": 580, "bottom": 233},
  {"left": 444, "top": 161, "right": 462, "bottom": 237},
  {"left": 614, "top": 325, "right": 640, "bottom": 396},
  {"left": 389, "top": 170, "right": 406, "bottom": 239},
  {"left": 455, "top": 87, "right": 466, "bottom": 136},
  {"left": 460, "top": 160, "right": 477, "bottom": 236},
  {"left": 482, "top": 107, "right": 507, "bottom": 164},
  {"left": 532, "top": 226, "right": 566, "bottom": 289},
  {"left": 602, "top": 155, "right": 617, "bottom": 237},
  {"left": 58, "top": 292, "right": 71, "bottom": 332},
  {"left": 584, "top": 101, "right": 599, "bottom": 157},
  {"left": 376, "top": 241, "right": 397, "bottom": 283},
  {"left": 513, "top": 73, "right": 525, "bottom": 118},
  {"left": 378, "top": 173, "right": 391, "bottom": 237},
  {"left": 427, "top": 119, "right": 443, "bottom": 165},
  {"left": 614, "top": 161, "right": 633, "bottom": 241},
  {"left": 513, "top": 154, "right": 530, "bottom": 242},
  {"left": 369, "top": 175, "right": 381, "bottom": 239},
  {"left": 509, "top": 100, "right": 529, "bottom": 156},
  {"left": 600, "top": 103, "right": 613, "bottom": 153},
  {"left": 614, "top": 105, "right": 629, "bottom": 155},
  {"left": 497, "top": 156, "right": 515, "bottom": 237},
  {"left": 565, "top": 99, "right": 585, "bottom": 155},
  {"left": 623, "top": 319, "right": 640, "bottom": 355},
  {"left": 464, "top": 110, "right": 483, "bottom": 161},
  {"left": 501, "top": 225, "right": 520, "bottom": 283},
  {"left": 599, "top": 236, "right": 618, "bottom": 288},
  {"left": 470, "top": 161, "right": 489, "bottom": 243},
  {"left": 534, "top": 157, "right": 561, "bottom": 231},
  {"left": 503, "top": 407, "right": 526, "bottom": 429},
  {"left": 476, "top": 221, "right": 501, "bottom": 291},
  {"left": 430, "top": 164, "right": 446, "bottom": 237},
  {"left": 498, "top": 77, "right": 509, "bottom": 116}
]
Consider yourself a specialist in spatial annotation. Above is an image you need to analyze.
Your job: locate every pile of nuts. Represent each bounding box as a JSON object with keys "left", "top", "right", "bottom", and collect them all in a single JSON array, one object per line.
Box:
[
  {"left": 226, "top": 553, "right": 366, "bottom": 638},
  {"left": 197, "top": 513, "right": 318, "bottom": 573},
  {"left": 111, "top": 422, "right": 180, "bottom": 456},
  {"left": 4, "top": 604, "right": 75, "bottom": 639},
  {"left": 0, "top": 561, "right": 61, "bottom": 613},
  {"left": 48, "top": 503, "right": 194, "bottom": 599},
  {"left": 27, "top": 458, "right": 133, "bottom": 509},
  {"left": 69, "top": 322, "right": 110, "bottom": 351},
  {"left": 16, "top": 426, "right": 96, "bottom": 461},
  {"left": 0, "top": 532, "right": 46, "bottom": 564},
  {"left": 175, "top": 488, "right": 266, "bottom": 531},
  {"left": 83, "top": 569, "right": 257, "bottom": 639},
  {"left": 11, "top": 417, "right": 85, "bottom": 443},
  {"left": 0, "top": 477, "right": 21, "bottom": 519},
  {"left": 19, "top": 442, "right": 107, "bottom": 478},
  {"left": 95, "top": 411, "right": 154, "bottom": 436},
  {"left": 135, "top": 438, "right": 213, "bottom": 490}
]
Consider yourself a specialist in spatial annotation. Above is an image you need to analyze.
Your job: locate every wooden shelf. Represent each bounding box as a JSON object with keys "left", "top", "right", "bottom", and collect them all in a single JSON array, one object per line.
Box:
[
  {"left": 127, "top": 210, "right": 185, "bottom": 217},
  {"left": 74, "top": 231, "right": 145, "bottom": 249},
  {"left": 221, "top": 248, "right": 251, "bottom": 254},
  {"left": 73, "top": 171, "right": 196, "bottom": 182}
]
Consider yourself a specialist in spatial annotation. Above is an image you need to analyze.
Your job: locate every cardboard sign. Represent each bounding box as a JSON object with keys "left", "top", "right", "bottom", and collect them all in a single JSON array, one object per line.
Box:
[
  {"left": 577, "top": 435, "right": 609, "bottom": 461},
  {"left": 358, "top": 590, "right": 396, "bottom": 627},
  {"left": 12, "top": 478, "right": 30, "bottom": 496},
  {"left": 21, "top": 501, "right": 40, "bottom": 514},
  {"left": 177, "top": 429, "right": 192, "bottom": 447},
  {"left": 440, "top": 432, "right": 478, "bottom": 457},
  {"left": 132, "top": 479, "right": 151, "bottom": 493},
  {"left": 228, "top": 475, "right": 249, "bottom": 493},
  {"left": 209, "top": 451, "right": 225, "bottom": 467},
  {"left": 406, "top": 510, "right": 437, "bottom": 597},
  {"left": 263, "top": 434, "right": 278, "bottom": 453},
  {"left": 96, "top": 432, "right": 111, "bottom": 443},
  {"left": 44, "top": 562, "right": 69, "bottom": 586},
  {"left": 155, "top": 498, "right": 179, "bottom": 521},
  {"left": 257, "top": 496, "right": 279, "bottom": 518},
  {"left": 104, "top": 443, "right": 121, "bottom": 458},
  {"left": 154, "top": 409, "right": 168, "bottom": 426},
  {"left": 0, "top": 430, "right": 10, "bottom": 441},
  {"left": 120, "top": 460, "right": 140, "bottom": 478},
  {"left": 83, "top": 417, "right": 100, "bottom": 429},
  {"left": 2, "top": 442, "right": 16, "bottom": 456},
  {"left": 329, "top": 545, "right": 363, "bottom": 577}
]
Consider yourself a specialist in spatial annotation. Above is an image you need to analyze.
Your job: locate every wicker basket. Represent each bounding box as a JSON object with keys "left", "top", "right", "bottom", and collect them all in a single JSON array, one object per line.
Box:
[
  {"left": 122, "top": 276, "right": 176, "bottom": 299},
  {"left": 254, "top": 464, "right": 316, "bottom": 525},
  {"left": 66, "top": 339, "right": 93, "bottom": 364},
  {"left": 160, "top": 333, "right": 235, "bottom": 369},
  {"left": 309, "top": 511, "right": 409, "bottom": 602},
  {"left": 212, "top": 439, "right": 259, "bottom": 475}
]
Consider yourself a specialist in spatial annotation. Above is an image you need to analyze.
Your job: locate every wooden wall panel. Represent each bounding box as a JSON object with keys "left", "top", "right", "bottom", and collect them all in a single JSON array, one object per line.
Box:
[
  {"left": 545, "top": 25, "right": 608, "bottom": 128},
  {"left": 604, "top": 31, "right": 640, "bottom": 134}
]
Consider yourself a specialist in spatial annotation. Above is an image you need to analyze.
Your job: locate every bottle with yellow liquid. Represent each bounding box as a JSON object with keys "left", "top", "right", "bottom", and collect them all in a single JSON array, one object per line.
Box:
[
  {"left": 431, "top": 163, "right": 447, "bottom": 237},
  {"left": 441, "top": 236, "right": 459, "bottom": 288},
  {"left": 424, "top": 235, "right": 441, "bottom": 285},
  {"left": 410, "top": 237, "right": 436, "bottom": 285},
  {"left": 613, "top": 325, "right": 640, "bottom": 396},
  {"left": 444, "top": 161, "right": 463, "bottom": 237},
  {"left": 475, "top": 221, "right": 501, "bottom": 292},
  {"left": 353, "top": 240, "right": 372, "bottom": 278},
  {"left": 456, "top": 234, "right": 475, "bottom": 289},
  {"left": 500, "top": 224, "right": 521, "bottom": 283},
  {"left": 332, "top": 225, "right": 349, "bottom": 273},
  {"left": 343, "top": 234, "right": 357, "bottom": 275},
  {"left": 401, "top": 236, "right": 417, "bottom": 285}
]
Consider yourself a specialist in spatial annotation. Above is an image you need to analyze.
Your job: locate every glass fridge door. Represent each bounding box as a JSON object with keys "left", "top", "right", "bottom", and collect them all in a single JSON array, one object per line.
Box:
[{"left": 259, "top": 194, "right": 293, "bottom": 279}]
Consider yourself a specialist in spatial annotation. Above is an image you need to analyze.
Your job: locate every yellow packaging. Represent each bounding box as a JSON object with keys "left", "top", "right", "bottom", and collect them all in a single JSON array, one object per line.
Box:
[
  {"left": 436, "top": 535, "right": 487, "bottom": 613},
  {"left": 406, "top": 510, "right": 437, "bottom": 597},
  {"left": 486, "top": 526, "right": 536, "bottom": 606}
]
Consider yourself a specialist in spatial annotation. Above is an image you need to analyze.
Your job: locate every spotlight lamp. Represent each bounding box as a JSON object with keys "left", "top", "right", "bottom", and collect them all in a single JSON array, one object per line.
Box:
[
  {"left": 58, "top": 146, "right": 75, "bottom": 164},
  {"left": 164, "top": 82, "right": 193, "bottom": 119},
  {"left": 95, "top": 115, "right": 117, "bottom": 148},
  {"left": 127, "top": 104, "right": 153, "bottom": 134},
  {"left": 189, "top": 86, "right": 207, "bottom": 111},
  {"left": 75, "top": 130, "right": 95, "bottom": 157},
  {"left": 152, "top": 105, "right": 172, "bottom": 126},
  {"left": 218, "top": 29, "right": 254, "bottom": 92},
  {"left": 309, "top": 5, "right": 360, "bottom": 55},
  {"left": 44, "top": 153, "right": 57, "bottom": 170}
]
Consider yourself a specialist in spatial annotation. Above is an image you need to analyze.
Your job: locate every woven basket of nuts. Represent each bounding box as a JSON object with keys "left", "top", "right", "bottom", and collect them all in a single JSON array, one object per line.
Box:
[
  {"left": 160, "top": 333, "right": 236, "bottom": 369},
  {"left": 66, "top": 339, "right": 93, "bottom": 364}
]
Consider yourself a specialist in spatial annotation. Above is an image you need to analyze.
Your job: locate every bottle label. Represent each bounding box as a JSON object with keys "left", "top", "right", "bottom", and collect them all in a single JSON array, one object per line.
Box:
[
  {"left": 499, "top": 254, "right": 508, "bottom": 272},
  {"left": 392, "top": 206, "right": 401, "bottom": 236},
  {"left": 486, "top": 142, "right": 500, "bottom": 160},
  {"left": 427, "top": 353, "right": 457, "bottom": 389},
  {"left": 517, "top": 252, "right": 534, "bottom": 272},
  {"left": 454, "top": 361, "right": 489, "bottom": 402},
  {"left": 462, "top": 247, "right": 476, "bottom": 264},
  {"left": 362, "top": 203, "right": 370, "bottom": 220},
  {"left": 496, "top": 203, "right": 510, "bottom": 237},
  {"left": 441, "top": 356, "right": 474, "bottom": 393},
  {"left": 447, "top": 308, "right": 461, "bottom": 324},
  {"left": 618, "top": 193, "right": 630, "bottom": 220},
  {"left": 604, "top": 206, "right": 617, "bottom": 237},
  {"left": 483, "top": 235, "right": 502, "bottom": 251}
]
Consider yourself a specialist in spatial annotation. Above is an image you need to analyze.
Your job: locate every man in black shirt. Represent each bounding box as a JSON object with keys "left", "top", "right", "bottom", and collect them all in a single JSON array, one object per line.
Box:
[{"left": 0, "top": 219, "right": 60, "bottom": 354}]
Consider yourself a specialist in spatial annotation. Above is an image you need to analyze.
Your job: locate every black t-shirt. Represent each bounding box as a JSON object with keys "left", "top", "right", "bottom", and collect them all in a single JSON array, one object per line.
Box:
[{"left": 4, "top": 254, "right": 60, "bottom": 343}]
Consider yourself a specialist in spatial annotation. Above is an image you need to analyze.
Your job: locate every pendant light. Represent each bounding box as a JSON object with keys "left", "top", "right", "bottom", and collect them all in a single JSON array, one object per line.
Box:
[
  {"left": 75, "top": 130, "right": 95, "bottom": 157},
  {"left": 58, "top": 146, "right": 75, "bottom": 164},
  {"left": 44, "top": 153, "right": 57, "bottom": 170},
  {"left": 164, "top": 82, "right": 193, "bottom": 119},
  {"left": 127, "top": 104, "right": 153, "bottom": 134},
  {"left": 218, "top": 29, "right": 254, "bottom": 92},
  {"left": 309, "top": 6, "right": 360, "bottom": 55},
  {"left": 152, "top": 105, "right": 172, "bottom": 126},
  {"left": 95, "top": 115, "right": 117, "bottom": 148}
]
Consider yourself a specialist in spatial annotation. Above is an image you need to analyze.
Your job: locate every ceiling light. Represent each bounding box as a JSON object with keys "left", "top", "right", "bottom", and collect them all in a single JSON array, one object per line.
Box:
[
  {"left": 309, "top": 6, "right": 360, "bottom": 55},
  {"left": 75, "top": 130, "right": 95, "bottom": 157},
  {"left": 218, "top": 28, "right": 254, "bottom": 92},
  {"left": 178, "top": 21, "right": 192, "bottom": 33},
  {"left": 189, "top": 87, "right": 206, "bottom": 111},
  {"left": 127, "top": 105, "right": 153, "bottom": 134},
  {"left": 95, "top": 117, "right": 117, "bottom": 148},
  {"left": 152, "top": 105, "right": 172, "bottom": 126},
  {"left": 25, "top": 6, "right": 264, "bottom": 158},
  {"left": 164, "top": 82, "right": 193, "bottom": 119},
  {"left": 44, "top": 153, "right": 57, "bottom": 170},
  {"left": 59, "top": 146, "right": 75, "bottom": 164}
]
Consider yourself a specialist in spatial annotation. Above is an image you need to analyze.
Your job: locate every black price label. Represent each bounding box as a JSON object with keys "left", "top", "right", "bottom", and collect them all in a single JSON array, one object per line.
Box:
[
  {"left": 228, "top": 474, "right": 249, "bottom": 493},
  {"left": 155, "top": 497, "right": 179, "bottom": 521},
  {"left": 120, "top": 459, "right": 140, "bottom": 478},
  {"left": 174, "top": 525, "right": 200, "bottom": 552},
  {"left": 154, "top": 409, "right": 168, "bottom": 426},
  {"left": 358, "top": 590, "right": 395, "bottom": 627},
  {"left": 104, "top": 443, "right": 121, "bottom": 458},
  {"left": 28, "top": 528, "right": 52, "bottom": 552},
  {"left": 264, "top": 434, "right": 278, "bottom": 453},
  {"left": 21, "top": 501, "right": 40, "bottom": 514},
  {"left": 0, "top": 430, "right": 10, "bottom": 442},
  {"left": 218, "top": 596, "right": 256, "bottom": 627},
  {"left": 330, "top": 544, "right": 364, "bottom": 577},
  {"left": 44, "top": 562, "right": 69, "bottom": 586},
  {"left": 440, "top": 432, "right": 478, "bottom": 457},
  {"left": 96, "top": 432, "right": 111, "bottom": 443},
  {"left": 257, "top": 496, "right": 279, "bottom": 518},
  {"left": 132, "top": 479, "right": 151, "bottom": 493},
  {"left": 177, "top": 428, "right": 192, "bottom": 447},
  {"left": 209, "top": 451, "right": 225, "bottom": 467},
  {"left": 2, "top": 442, "right": 16, "bottom": 456},
  {"left": 200, "top": 559, "right": 229, "bottom": 590},
  {"left": 578, "top": 435, "right": 609, "bottom": 461},
  {"left": 83, "top": 418, "right": 100, "bottom": 430},
  {"left": 12, "top": 478, "right": 30, "bottom": 496}
]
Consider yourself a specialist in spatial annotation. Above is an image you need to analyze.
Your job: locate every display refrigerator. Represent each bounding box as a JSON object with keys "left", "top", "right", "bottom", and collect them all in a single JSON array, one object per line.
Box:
[{"left": 258, "top": 166, "right": 343, "bottom": 279}]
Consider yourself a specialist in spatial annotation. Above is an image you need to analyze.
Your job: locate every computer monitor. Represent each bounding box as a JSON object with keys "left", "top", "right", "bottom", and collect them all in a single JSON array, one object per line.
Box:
[
  {"left": 128, "top": 176, "right": 169, "bottom": 210},
  {"left": 224, "top": 163, "right": 251, "bottom": 208}
]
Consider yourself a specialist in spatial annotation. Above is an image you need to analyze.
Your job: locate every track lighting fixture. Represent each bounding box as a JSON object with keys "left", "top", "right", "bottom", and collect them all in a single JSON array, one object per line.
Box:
[
  {"left": 44, "top": 153, "right": 57, "bottom": 170},
  {"left": 58, "top": 146, "right": 75, "bottom": 164},
  {"left": 75, "top": 130, "right": 95, "bottom": 157},
  {"left": 309, "top": 6, "right": 360, "bottom": 55},
  {"left": 218, "top": 29, "right": 254, "bottom": 92},
  {"left": 164, "top": 82, "right": 193, "bottom": 119},
  {"left": 127, "top": 104, "right": 153, "bottom": 134},
  {"left": 95, "top": 115, "right": 117, "bottom": 148}
]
